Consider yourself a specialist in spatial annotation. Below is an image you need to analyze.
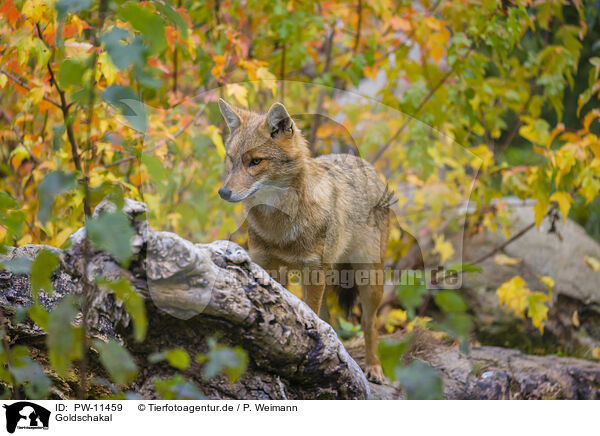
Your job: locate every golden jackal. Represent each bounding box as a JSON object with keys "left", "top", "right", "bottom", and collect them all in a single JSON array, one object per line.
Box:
[{"left": 218, "top": 99, "right": 391, "bottom": 382}]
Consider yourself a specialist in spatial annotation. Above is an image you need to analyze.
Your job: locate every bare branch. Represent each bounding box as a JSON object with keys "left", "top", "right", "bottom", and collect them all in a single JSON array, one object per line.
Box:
[{"left": 0, "top": 67, "right": 61, "bottom": 109}]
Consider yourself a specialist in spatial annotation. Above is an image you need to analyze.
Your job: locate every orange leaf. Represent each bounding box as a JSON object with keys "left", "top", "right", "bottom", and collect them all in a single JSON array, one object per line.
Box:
[
  {"left": 0, "top": 0, "right": 20, "bottom": 26},
  {"left": 389, "top": 16, "right": 411, "bottom": 32}
]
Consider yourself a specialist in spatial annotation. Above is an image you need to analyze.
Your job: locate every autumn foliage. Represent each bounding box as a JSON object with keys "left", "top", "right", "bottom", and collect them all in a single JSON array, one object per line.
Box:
[{"left": 1, "top": 0, "right": 600, "bottom": 398}]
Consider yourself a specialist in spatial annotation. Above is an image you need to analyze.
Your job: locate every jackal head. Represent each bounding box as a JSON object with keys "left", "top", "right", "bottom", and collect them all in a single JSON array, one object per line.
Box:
[{"left": 217, "top": 99, "right": 309, "bottom": 203}]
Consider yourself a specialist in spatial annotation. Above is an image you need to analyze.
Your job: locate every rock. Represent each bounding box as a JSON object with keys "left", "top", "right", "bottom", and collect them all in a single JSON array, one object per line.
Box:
[{"left": 458, "top": 197, "right": 600, "bottom": 355}]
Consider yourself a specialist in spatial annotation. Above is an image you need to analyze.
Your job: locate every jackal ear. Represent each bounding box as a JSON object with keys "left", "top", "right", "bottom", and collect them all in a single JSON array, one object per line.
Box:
[
  {"left": 266, "top": 102, "right": 293, "bottom": 138},
  {"left": 218, "top": 98, "right": 241, "bottom": 131}
]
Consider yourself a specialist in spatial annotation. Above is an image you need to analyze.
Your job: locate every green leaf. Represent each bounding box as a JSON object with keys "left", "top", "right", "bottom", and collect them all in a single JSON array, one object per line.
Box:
[
  {"left": 434, "top": 291, "right": 468, "bottom": 313},
  {"left": 377, "top": 336, "right": 409, "bottom": 381},
  {"left": 55, "top": 0, "right": 92, "bottom": 18},
  {"left": 335, "top": 316, "right": 362, "bottom": 340},
  {"left": 30, "top": 249, "right": 60, "bottom": 299},
  {"left": 101, "top": 27, "right": 146, "bottom": 70},
  {"left": 86, "top": 211, "right": 135, "bottom": 266},
  {"left": 10, "top": 348, "right": 52, "bottom": 399},
  {"left": 47, "top": 295, "right": 82, "bottom": 376},
  {"left": 446, "top": 263, "right": 482, "bottom": 274},
  {"left": 142, "top": 154, "right": 167, "bottom": 183},
  {"left": 153, "top": 1, "right": 188, "bottom": 38},
  {"left": 97, "top": 278, "right": 147, "bottom": 341},
  {"left": 395, "top": 270, "right": 427, "bottom": 318},
  {"left": 14, "top": 305, "right": 28, "bottom": 324},
  {"left": 165, "top": 349, "right": 190, "bottom": 370},
  {"left": 197, "top": 339, "right": 248, "bottom": 383},
  {"left": 526, "top": 292, "right": 550, "bottom": 334},
  {"left": 118, "top": 2, "right": 166, "bottom": 54},
  {"left": 154, "top": 375, "right": 205, "bottom": 400},
  {"left": 396, "top": 360, "right": 443, "bottom": 400},
  {"left": 0, "top": 257, "right": 32, "bottom": 275},
  {"left": 0, "top": 192, "right": 17, "bottom": 210},
  {"left": 102, "top": 86, "right": 148, "bottom": 133},
  {"left": 443, "top": 312, "right": 473, "bottom": 353},
  {"left": 28, "top": 304, "right": 49, "bottom": 330},
  {"left": 94, "top": 339, "right": 138, "bottom": 386},
  {"left": 37, "top": 171, "right": 77, "bottom": 225},
  {"left": 57, "top": 59, "right": 86, "bottom": 88}
]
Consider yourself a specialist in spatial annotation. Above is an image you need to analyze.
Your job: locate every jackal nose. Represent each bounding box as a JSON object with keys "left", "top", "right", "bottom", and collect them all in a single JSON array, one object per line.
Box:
[{"left": 218, "top": 187, "right": 232, "bottom": 200}]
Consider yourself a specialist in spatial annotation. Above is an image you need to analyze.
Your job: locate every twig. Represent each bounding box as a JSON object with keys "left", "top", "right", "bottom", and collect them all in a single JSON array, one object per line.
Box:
[
  {"left": 0, "top": 67, "right": 61, "bottom": 109},
  {"left": 0, "top": 107, "right": 23, "bottom": 139},
  {"left": 36, "top": 23, "right": 90, "bottom": 216},
  {"left": 469, "top": 221, "right": 536, "bottom": 265}
]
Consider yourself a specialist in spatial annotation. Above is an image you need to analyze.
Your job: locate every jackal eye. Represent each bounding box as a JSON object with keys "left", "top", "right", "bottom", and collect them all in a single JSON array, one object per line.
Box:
[{"left": 248, "top": 158, "right": 262, "bottom": 167}]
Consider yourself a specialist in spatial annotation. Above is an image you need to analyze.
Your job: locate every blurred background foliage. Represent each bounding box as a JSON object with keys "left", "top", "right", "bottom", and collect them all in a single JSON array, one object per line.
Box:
[{"left": 1, "top": 0, "right": 600, "bottom": 398}]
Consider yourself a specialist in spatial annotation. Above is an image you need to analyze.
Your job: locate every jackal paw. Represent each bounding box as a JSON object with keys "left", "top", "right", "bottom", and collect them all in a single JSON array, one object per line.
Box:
[{"left": 365, "top": 364, "right": 384, "bottom": 384}]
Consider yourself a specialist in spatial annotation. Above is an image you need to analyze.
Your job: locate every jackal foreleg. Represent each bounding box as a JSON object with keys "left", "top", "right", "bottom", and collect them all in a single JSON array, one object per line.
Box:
[{"left": 302, "top": 267, "right": 326, "bottom": 314}]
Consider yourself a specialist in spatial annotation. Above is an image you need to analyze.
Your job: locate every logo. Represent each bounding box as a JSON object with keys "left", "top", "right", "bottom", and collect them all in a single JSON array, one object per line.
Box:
[{"left": 2, "top": 402, "right": 50, "bottom": 433}]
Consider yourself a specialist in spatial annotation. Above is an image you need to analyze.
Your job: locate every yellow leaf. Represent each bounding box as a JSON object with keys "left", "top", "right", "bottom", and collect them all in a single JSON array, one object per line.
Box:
[
  {"left": 496, "top": 276, "right": 530, "bottom": 317},
  {"left": 22, "top": 0, "right": 46, "bottom": 22},
  {"left": 17, "top": 234, "right": 33, "bottom": 246},
  {"left": 29, "top": 87, "right": 45, "bottom": 104},
  {"left": 10, "top": 145, "right": 30, "bottom": 169},
  {"left": 52, "top": 226, "right": 74, "bottom": 248},
  {"left": 255, "top": 67, "right": 277, "bottom": 97},
  {"left": 385, "top": 308, "right": 407, "bottom": 333},
  {"left": 432, "top": 234, "right": 454, "bottom": 264},
  {"left": 70, "top": 15, "right": 87, "bottom": 37},
  {"left": 534, "top": 199, "right": 548, "bottom": 227},
  {"left": 226, "top": 83, "right": 248, "bottom": 108},
  {"left": 519, "top": 117, "right": 550, "bottom": 145},
  {"left": 405, "top": 316, "right": 432, "bottom": 333},
  {"left": 554, "top": 148, "right": 576, "bottom": 186},
  {"left": 539, "top": 276, "right": 554, "bottom": 300},
  {"left": 584, "top": 255, "right": 600, "bottom": 272},
  {"left": 0, "top": 225, "right": 6, "bottom": 241},
  {"left": 592, "top": 347, "right": 600, "bottom": 360},
  {"left": 0, "top": 74, "right": 7, "bottom": 88},
  {"left": 539, "top": 275, "right": 554, "bottom": 288},
  {"left": 550, "top": 191, "right": 572, "bottom": 222},
  {"left": 493, "top": 253, "right": 521, "bottom": 266},
  {"left": 469, "top": 144, "right": 494, "bottom": 171},
  {"left": 98, "top": 52, "right": 118, "bottom": 85},
  {"left": 208, "top": 125, "right": 225, "bottom": 159},
  {"left": 526, "top": 292, "right": 550, "bottom": 334},
  {"left": 210, "top": 55, "right": 226, "bottom": 79},
  {"left": 546, "top": 123, "right": 565, "bottom": 148}
]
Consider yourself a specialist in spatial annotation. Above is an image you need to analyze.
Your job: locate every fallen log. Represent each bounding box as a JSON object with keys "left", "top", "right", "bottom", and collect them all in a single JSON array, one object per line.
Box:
[
  {"left": 0, "top": 198, "right": 368, "bottom": 399},
  {"left": 1, "top": 198, "right": 599, "bottom": 399}
]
